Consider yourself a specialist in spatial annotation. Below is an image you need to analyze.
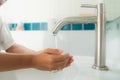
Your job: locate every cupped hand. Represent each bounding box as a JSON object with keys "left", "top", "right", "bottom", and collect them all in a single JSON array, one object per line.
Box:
[{"left": 31, "top": 48, "right": 73, "bottom": 71}]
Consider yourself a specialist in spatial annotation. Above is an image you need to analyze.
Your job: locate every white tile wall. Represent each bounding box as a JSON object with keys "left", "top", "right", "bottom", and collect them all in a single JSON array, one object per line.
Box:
[
  {"left": 11, "top": 31, "right": 96, "bottom": 56},
  {"left": 0, "top": 0, "right": 98, "bottom": 22}
]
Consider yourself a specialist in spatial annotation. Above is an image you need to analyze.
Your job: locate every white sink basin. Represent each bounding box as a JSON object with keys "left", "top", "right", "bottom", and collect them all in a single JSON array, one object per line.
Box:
[{"left": 0, "top": 56, "right": 120, "bottom": 80}]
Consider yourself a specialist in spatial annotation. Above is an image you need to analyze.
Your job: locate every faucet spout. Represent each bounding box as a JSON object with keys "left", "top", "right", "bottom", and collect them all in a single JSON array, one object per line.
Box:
[{"left": 52, "top": 16, "right": 97, "bottom": 34}]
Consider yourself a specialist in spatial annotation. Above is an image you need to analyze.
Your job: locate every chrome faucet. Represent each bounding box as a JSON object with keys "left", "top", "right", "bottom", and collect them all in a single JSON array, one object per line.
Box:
[{"left": 52, "top": 3, "right": 109, "bottom": 71}]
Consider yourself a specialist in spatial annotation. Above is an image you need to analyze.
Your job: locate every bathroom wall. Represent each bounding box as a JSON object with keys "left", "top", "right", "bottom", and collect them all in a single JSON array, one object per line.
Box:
[
  {"left": 105, "top": 0, "right": 120, "bottom": 20},
  {"left": 11, "top": 30, "right": 96, "bottom": 56},
  {"left": 0, "top": 0, "right": 98, "bottom": 56},
  {"left": 0, "top": 0, "right": 119, "bottom": 22},
  {"left": 0, "top": 0, "right": 98, "bottom": 22},
  {"left": 106, "top": 19, "right": 120, "bottom": 64}
]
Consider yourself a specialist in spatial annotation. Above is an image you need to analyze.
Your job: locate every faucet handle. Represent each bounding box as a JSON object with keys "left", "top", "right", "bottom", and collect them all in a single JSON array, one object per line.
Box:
[{"left": 81, "top": 4, "right": 97, "bottom": 8}]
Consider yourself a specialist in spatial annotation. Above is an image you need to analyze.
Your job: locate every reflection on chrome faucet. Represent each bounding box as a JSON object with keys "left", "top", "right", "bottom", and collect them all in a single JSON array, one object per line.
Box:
[
  {"left": 52, "top": 16, "right": 97, "bottom": 34},
  {"left": 52, "top": 3, "right": 109, "bottom": 71}
]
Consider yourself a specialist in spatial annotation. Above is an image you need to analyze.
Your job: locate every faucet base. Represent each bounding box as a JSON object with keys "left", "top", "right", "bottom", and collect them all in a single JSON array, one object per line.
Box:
[{"left": 92, "top": 65, "right": 109, "bottom": 71}]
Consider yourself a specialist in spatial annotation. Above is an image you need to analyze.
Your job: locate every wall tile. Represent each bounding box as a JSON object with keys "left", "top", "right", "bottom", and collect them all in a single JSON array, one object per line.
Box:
[
  {"left": 84, "top": 23, "right": 95, "bottom": 30},
  {"left": 8, "top": 23, "right": 17, "bottom": 30},
  {"left": 32, "top": 23, "right": 40, "bottom": 30},
  {"left": 40, "top": 22, "right": 48, "bottom": 30},
  {"left": 61, "top": 24, "right": 71, "bottom": 30},
  {"left": 23, "top": 23, "right": 31, "bottom": 30},
  {"left": 72, "top": 24, "right": 82, "bottom": 30}
]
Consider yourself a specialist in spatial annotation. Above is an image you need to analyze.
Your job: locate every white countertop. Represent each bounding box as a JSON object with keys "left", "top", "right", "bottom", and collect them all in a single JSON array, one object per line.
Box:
[{"left": 14, "top": 56, "right": 120, "bottom": 80}]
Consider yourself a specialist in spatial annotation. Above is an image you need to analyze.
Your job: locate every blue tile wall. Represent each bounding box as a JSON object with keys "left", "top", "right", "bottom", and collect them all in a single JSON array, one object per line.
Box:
[
  {"left": 40, "top": 22, "right": 48, "bottom": 30},
  {"left": 8, "top": 22, "right": 96, "bottom": 31},
  {"left": 32, "top": 23, "right": 40, "bottom": 30},
  {"left": 23, "top": 23, "right": 31, "bottom": 30},
  {"left": 61, "top": 24, "right": 71, "bottom": 30},
  {"left": 8, "top": 23, "right": 17, "bottom": 30},
  {"left": 72, "top": 24, "right": 82, "bottom": 30},
  {"left": 84, "top": 23, "right": 95, "bottom": 30}
]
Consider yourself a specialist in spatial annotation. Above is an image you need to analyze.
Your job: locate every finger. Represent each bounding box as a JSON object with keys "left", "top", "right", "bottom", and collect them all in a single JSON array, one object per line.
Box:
[
  {"left": 66, "top": 56, "right": 74, "bottom": 67},
  {"left": 45, "top": 48, "right": 63, "bottom": 55},
  {"left": 53, "top": 54, "right": 70, "bottom": 62},
  {"left": 52, "top": 60, "right": 69, "bottom": 70},
  {"left": 68, "top": 56, "right": 74, "bottom": 63}
]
